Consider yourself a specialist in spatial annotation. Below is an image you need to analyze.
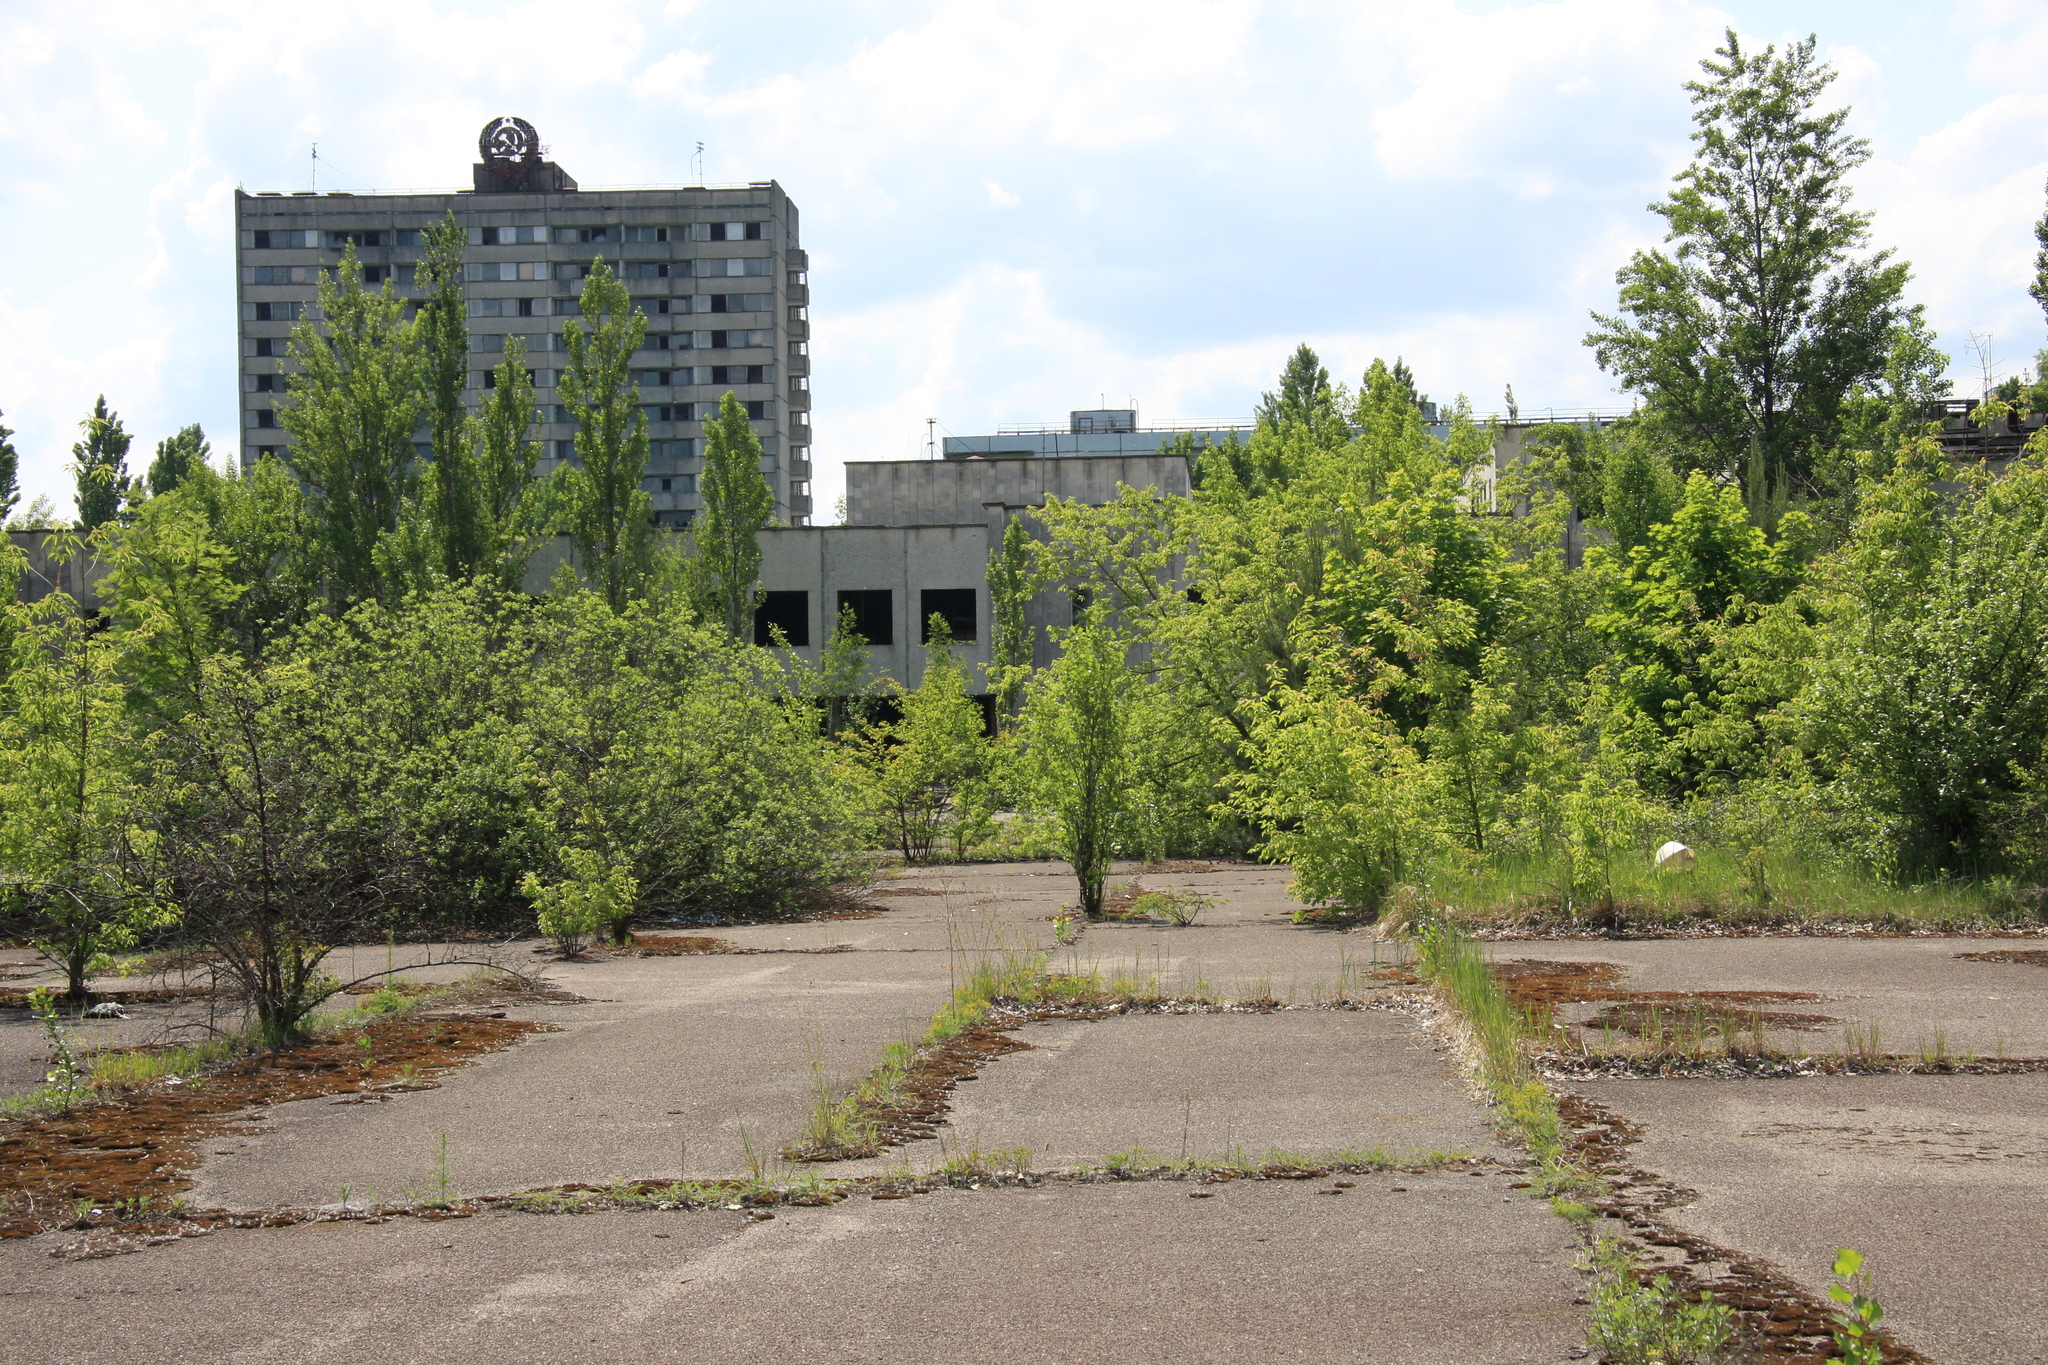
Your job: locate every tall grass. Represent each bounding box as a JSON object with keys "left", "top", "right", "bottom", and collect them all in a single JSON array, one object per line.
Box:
[
  {"left": 1429, "top": 846, "right": 2023, "bottom": 930},
  {"left": 1411, "top": 919, "right": 1567, "bottom": 1175}
]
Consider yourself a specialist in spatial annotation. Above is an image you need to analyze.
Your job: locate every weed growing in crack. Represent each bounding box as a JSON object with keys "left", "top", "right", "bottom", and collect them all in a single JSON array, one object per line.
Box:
[
  {"left": 1828, "top": 1248, "right": 1886, "bottom": 1365},
  {"left": 1583, "top": 1238, "right": 1734, "bottom": 1365}
]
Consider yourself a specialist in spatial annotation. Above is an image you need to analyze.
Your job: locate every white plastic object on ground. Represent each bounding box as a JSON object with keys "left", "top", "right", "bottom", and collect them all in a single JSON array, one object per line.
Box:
[{"left": 1653, "top": 840, "right": 1696, "bottom": 871}]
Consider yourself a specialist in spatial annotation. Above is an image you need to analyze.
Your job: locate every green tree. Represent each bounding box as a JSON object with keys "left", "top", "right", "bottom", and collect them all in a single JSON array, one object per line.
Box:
[
  {"left": 1806, "top": 443, "right": 2048, "bottom": 874},
  {"left": 1587, "top": 31, "right": 1913, "bottom": 499},
  {"left": 1255, "top": 344, "right": 1341, "bottom": 438},
  {"left": 691, "top": 391, "right": 774, "bottom": 636},
  {"left": 0, "top": 591, "right": 172, "bottom": 999},
  {"left": 860, "top": 620, "right": 991, "bottom": 862},
  {"left": 2031, "top": 175, "right": 2048, "bottom": 329},
  {"left": 415, "top": 213, "right": 489, "bottom": 582},
  {"left": 1227, "top": 638, "right": 1431, "bottom": 913},
  {"left": 146, "top": 424, "right": 209, "bottom": 500},
  {"left": 71, "top": 396, "right": 132, "bottom": 533},
  {"left": 986, "top": 514, "right": 1034, "bottom": 721},
  {"left": 1017, "top": 612, "right": 1137, "bottom": 918},
  {"left": 1600, "top": 430, "right": 1682, "bottom": 554},
  {"left": 280, "top": 244, "right": 424, "bottom": 606},
  {"left": 0, "top": 408, "right": 19, "bottom": 525},
  {"left": 472, "top": 340, "right": 550, "bottom": 591},
  {"left": 558, "top": 259, "right": 653, "bottom": 610}
]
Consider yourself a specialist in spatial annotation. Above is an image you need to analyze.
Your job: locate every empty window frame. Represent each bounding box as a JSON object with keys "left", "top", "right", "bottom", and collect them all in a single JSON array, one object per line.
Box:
[
  {"left": 703, "top": 293, "right": 773, "bottom": 314},
  {"left": 702, "top": 222, "right": 765, "bottom": 241},
  {"left": 557, "top": 226, "right": 616, "bottom": 244},
  {"left": 470, "top": 225, "right": 547, "bottom": 245},
  {"left": 836, "top": 590, "right": 892, "bottom": 646},
  {"left": 649, "top": 439, "right": 697, "bottom": 460},
  {"left": 249, "top": 229, "right": 319, "bottom": 249},
  {"left": 920, "top": 589, "right": 977, "bottom": 643},
  {"left": 754, "top": 591, "right": 810, "bottom": 648},
  {"left": 623, "top": 226, "right": 670, "bottom": 243},
  {"left": 624, "top": 261, "right": 680, "bottom": 279}
]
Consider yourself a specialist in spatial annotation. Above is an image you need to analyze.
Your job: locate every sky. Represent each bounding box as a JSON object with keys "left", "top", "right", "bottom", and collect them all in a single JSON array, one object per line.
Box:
[{"left": 1, "top": 0, "right": 2045, "bottom": 519}]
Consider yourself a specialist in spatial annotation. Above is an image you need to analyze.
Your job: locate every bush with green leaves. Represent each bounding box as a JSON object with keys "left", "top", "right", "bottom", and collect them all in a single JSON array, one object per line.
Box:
[{"left": 1584, "top": 1239, "right": 1734, "bottom": 1365}]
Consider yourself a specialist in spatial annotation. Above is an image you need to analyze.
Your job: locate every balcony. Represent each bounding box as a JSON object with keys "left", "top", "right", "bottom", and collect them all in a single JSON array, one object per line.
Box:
[
  {"left": 788, "top": 456, "right": 812, "bottom": 481},
  {"left": 788, "top": 493, "right": 813, "bottom": 517}
]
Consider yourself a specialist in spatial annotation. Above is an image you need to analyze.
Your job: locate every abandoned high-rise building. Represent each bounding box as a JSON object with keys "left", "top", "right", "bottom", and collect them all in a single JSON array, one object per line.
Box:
[{"left": 232, "top": 117, "right": 815, "bottom": 525}]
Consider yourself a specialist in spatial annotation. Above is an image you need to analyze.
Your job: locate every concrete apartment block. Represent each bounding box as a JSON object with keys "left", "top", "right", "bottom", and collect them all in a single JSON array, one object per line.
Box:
[{"left": 233, "top": 117, "right": 815, "bottom": 525}]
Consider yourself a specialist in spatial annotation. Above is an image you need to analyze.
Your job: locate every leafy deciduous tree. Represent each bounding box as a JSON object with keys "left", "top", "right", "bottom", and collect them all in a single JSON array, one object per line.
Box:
[
  {"left": 557, "top": 259, "right": 653, "bottom": 611},
  {"left": 692, "top": 391, "right": 774, "bottom": 637}
]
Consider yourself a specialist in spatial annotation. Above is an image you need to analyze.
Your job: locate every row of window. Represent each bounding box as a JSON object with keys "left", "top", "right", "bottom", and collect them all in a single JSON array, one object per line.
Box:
[
  {"left": 458, "top": 258, "right": 772, "bottom": 283},
  {"left": 470, "top": 222, "right": 765, "bottom": 246},
  {"left": 248, "top": 223, "right": 769, "bottom": 251},
  {"left": 647, "top": 474, "right": 699, "bottom": 495},
  {"left": 630, "top": 365, "right": 773, "bottom": 386},
  {"left": 754, "top": 589, "right": 978, "bottom": 649},
  {"left": 248, "top": 298, "right": 786, "bottom": 330}
]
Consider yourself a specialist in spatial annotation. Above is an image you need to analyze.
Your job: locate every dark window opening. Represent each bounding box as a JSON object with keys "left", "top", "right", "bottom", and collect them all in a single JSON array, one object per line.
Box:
[
  {"left": 836, "top": 589, "right": 893, "bottom": 646},
  {"left": 744, "top": 399, "right": 768, "bottom": 420},
  {"left": 921, "top": 588, "right": 977, "bottom": 643},
  {"left": 755, "top": 590, "right": 811, "bottom": 647}
]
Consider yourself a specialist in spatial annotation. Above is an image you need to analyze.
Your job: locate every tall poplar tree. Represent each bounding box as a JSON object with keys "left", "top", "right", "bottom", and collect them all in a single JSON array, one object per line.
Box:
[
  {"left": 557, "top": 258, "right": 652, "bottom": 610},
  {"left": 0, "top": 408, "right": 18, "bottom": 524},
  {"left": 146, "top": 424, "right": 209, "bottom": 499},
  {"left": 415, "top": 213, "right": 487, "bottom": 581},
  {"left": 71, "top": 396, "right": 132, "bottom": 533},
  {"left": 280, "top": 244, "right": 424, "bottom": 605},
  {"left": 475, "top": 339, "right": 549, "bottom": 591},
  {"left": 1255, "top": 344, "right": 1339, "bottom": 438},
  {"left": 1587, "top": 30, "right": 1912, "bottom": 498},
  {"left": 691, "top": 390, "right": 773, "bottom": 638}
]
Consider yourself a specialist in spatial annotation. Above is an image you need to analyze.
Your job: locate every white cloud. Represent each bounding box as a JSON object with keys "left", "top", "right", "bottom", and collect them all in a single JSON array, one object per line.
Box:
[{"left": 1, "top": 0, "right": 2046, "bottom": 510}]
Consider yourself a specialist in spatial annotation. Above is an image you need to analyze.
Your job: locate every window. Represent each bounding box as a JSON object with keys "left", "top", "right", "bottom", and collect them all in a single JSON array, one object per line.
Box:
[
  {"left": 754, "top": 590, "right": 810, "bottom": 647},
  {"left": 623, "top": 226, "right": 670, "bottom": 243},
  {"left": 635, "top": 369, "right": 677, "bottom": 388},
  {"left": 790, "top": 480, "right": 810, "bottom": 498},
  {"left": 328, "top": 230, "right": 384, "bottom": 248},
  {"left": 252, "top": 337, "right": 286, "bottom": 357},
  {"left": 635, "top": 297, "right": 677, "bottom": 315},
  {"left": 654, "top": 509, "right": 695, "bottom": 529},
  {"left": 790, "top": 375, "right": 809, "bottom": 392},
  {"left": 705, "top": 293, "right": 773, "bottom": 314},
  {"left": 552, "top": 405, "right": 573, "bottom": 423},
  {"left": 395, "top": 229, "right": 421, "bottom": 247},
  {"left": 625, "top": 261, "right": 677, "bottom": 279},
  {"left": 250, "top": 228, "right": 318, "bottom": 249},
  {"left": 253, "top": 373, "right": 282, "bottom": 393},
  {"left": 250, "top": 265, "right": 308, "bottom": 284},
  {"left": 789, "top": 340, "right": 809, "bottom": 358},
  {"left": 464, "top": 261, "right": 551, "bottom": 282},
  {"left": 638, "top": 333, "right": 676, "bottom": 352},
  {"left": 557, "top": 226, "right": 615, "bottom": 243},
  {"left": 251, "top": 410, "right": 277, "bottom": 429},
  {"left": 788, "top": 270, "right": 807, "bottom": 287},
  {"left": 248, "top": 301, "right": 305, "bottom": 322},
  {"left": 836, "top": 590, "right": 892, "bottom": 646},
  {"left": 643, "top": 404, "right": 693, "bottom": 423},
  {"left": 744, "top": 400, "right": 769, "bottom": 420},
  {"left": 706, "top": 221, "right": 765, "bottom": 241},
  {"left": 480, "top": 368, "right": 539, "bottom": 390},
  {"left": 713, "top": 257, "right": 772, "bottom": 277},
  {"left": 701, "top": 329, "right": 772, "bottom": 349},
  {"left": 469, "top": 298, "right": 548, "bottom": 318},
  {"left": 921, "top": 589, "right": 977, "bottom": 643},
  {"left": 707, "top": 364, "right": 769, "bottom": 385},
  {"left": 789, "top": 306, "right": 809, "bottom": 324},
  {"left": 650, "top": 439, "right": 696, "bottom": 460},
  {"left": 470, "top": 225, "right": 547, "bottom": 245},
  {"left": 362, "top": 264, "right": 390, "bottom": 284}
]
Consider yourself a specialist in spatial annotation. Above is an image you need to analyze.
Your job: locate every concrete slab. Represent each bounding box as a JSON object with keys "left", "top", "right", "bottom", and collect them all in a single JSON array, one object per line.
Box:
[
  {"left": 0, "top": 1173, "right": 1588, "bottom": 1365},
  {"left": 188, "top": 949, "right": 960, "bottom": 1209},
  {"left": 1488, "top": 936, "right": 2048, "bottom": 1057},
  {"left": 833, "top": 1009, "right": 1504, "bottom": 1174},
  {"left": 1571, "top": 1074, "right": 2048, "bottom": 1365}
]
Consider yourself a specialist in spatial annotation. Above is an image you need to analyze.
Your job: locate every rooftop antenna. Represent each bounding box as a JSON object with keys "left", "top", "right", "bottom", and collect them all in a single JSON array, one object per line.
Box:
[
  {"left": 311, "top": 141, "right": 317, "bottom": 193},
  {"left": 926, "top": 417, "right": 936, "bottom": 460},
  {"left": 693, "top": 141, "right": 705, "bottom": 184}
]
